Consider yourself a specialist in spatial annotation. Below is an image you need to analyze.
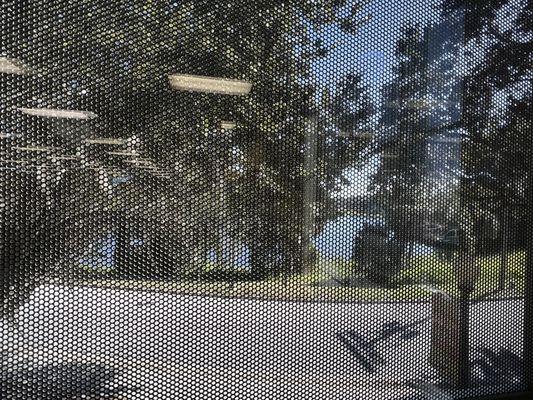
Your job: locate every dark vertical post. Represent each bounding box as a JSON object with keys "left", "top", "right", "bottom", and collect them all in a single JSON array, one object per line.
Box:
[
  {"left": 498, "top": 206, "right": 510, "bottom": 291},
  {"left": 457, "top": 286, "right": 473, "bottom": 388},
  {"left": 524, "top": 128, "right": 533, "bottom": 391},
  {"left": 455, "top": 216, "right": 480, "bottom": 390}
]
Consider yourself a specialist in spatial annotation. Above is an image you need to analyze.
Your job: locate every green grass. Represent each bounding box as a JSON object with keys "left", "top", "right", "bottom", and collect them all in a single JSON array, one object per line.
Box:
[
  {"left": 62, "top": 275, "right": 431, "bottom": 302},
  {"left": 399, "top": 251, "right": 526, "bottom": 298},
  {"left": 64, "top": 251, "right": 526, "bottom": 303}
]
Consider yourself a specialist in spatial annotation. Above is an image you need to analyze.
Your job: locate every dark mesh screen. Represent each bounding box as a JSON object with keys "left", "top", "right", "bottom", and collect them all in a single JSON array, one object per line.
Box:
[{"left": 1, "top": 0, "right": 532, "bottom": 399}]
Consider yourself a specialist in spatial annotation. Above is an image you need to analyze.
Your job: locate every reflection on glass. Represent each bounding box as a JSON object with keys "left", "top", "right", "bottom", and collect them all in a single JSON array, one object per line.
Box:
[
  {"left": 0, "top": 57, "right": 32, "bottom": 75},
  {"left": 85, "top": 138, "right": 127, "bottom": 145},
  {"left": 17, "top": 107, "right": 97, "bottom": 120},
  {"left": 168, "top": 74, "right": 253, "bottom": 96},
  {"left": 0, "top": 0, "right": 530, "bottom": 399}
]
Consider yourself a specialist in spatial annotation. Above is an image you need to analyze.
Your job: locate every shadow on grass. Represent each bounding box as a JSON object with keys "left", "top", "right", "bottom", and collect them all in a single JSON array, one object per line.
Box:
[
  {"left": 1, "top": 361, "right": 136, "bottom": 400},
  {"left": 312, "top": 275, "right": 379, "bottom": 288},
  {"left": 312, "top": 275, "right": 408, "bottom": 289},
  {"left": 196, "top": 269, "right": 266, "bottom": 283}
]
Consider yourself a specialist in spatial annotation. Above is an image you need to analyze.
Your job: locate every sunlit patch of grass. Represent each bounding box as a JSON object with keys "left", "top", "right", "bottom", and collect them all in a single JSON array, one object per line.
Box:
[
  {"left": 64, "top": 251, "right": 526, "bottom": 302},
  {"left": 507, "top": 251, "right": 526, "bottom": 284},
  {"left": 399, "top": 251, "right": 526, "bottom": 298},
  {"left": 400, "top": 254, "right": 455, "bottom": 286},
  {"left": 75, "top": 262, "right": 116, "bottom": 277}
]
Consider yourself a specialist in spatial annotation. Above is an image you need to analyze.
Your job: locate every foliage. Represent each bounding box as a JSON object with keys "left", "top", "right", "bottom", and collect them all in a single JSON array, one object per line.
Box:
[
  {"left": 440, "top": 0, "right": 531, "bottom": 248},
  {"left": 0, "top": 0, "right": 375, "bottom": 318},
  {"left": 353, "top": 224, "right": 403, "bottom": 285},
  {"left": 370, "top": 0, "right": 531, "bottom": 273}
]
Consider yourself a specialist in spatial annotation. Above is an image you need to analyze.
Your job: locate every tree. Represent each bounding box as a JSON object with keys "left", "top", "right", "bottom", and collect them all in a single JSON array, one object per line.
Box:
[
  {"left": 354, "top": 223, "right": 403, "bottom": 285},
  {"left": 440, "top": 0, "right": 532, "bottom": 258},
  {"left": 1, "top": 0, "right": 374, "bottom": 320},
  {"left": 1, "top": 165, "right": 111, "bottom": 321},
  {"left": 372, "top": 24, "right": 431, "bottom": 269}
]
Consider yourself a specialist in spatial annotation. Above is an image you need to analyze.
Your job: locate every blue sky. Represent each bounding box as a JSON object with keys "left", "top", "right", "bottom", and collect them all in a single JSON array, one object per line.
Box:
[
  {"left": 312, "top": 0, "right": 443, "bottom": 95},
  {"left": 311, "top": 0, "right": 443, "bottom": 198}
]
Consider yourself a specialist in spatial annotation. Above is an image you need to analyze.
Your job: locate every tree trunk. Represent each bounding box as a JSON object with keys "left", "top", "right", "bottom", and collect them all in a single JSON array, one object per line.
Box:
[
  {"left": 114, "top": 217, "right": 133, "bottom": 278},
  {"left": 249, "top": 241, "right": 269, "bottom": 280},
  {"left": 151, "top": 230, "right": 188, "bottom": 280},
  {"left": 405, "top": 240, "right": 415, "bottom": 268},
  {"left": 189, "top": 223, "right": 208, "bottom": 279},
  {"left": 498, "top": 207, "right": 510, "bottom": 291}
]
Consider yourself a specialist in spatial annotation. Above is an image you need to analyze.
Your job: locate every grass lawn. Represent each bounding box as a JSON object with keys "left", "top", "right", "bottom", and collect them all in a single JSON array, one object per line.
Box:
[
  {"left": 399, "top": 251, "right": 526, "bottom": 299},
  {"left": 61, "top": 251, "right": 525, "bottom": 303}
]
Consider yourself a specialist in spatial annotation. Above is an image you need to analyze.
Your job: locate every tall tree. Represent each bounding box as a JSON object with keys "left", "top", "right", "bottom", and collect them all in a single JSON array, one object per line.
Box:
[
  {"left": 1, "top": 0, "right": 373, "bottom": 319},
  {"left": 440, "top": 0, "right": 532, "bottom": 256},
  {"left": 373, "top": 24, "right": 430, "bottom": 268}
]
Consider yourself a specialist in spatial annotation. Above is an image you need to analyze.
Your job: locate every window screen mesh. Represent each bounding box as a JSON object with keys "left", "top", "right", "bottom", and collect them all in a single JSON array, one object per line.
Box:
[{"left": 1, "top": 0, "right": 531, "bottom": 399}]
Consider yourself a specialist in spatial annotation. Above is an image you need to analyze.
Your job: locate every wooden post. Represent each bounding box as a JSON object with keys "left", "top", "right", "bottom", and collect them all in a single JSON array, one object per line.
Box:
[
  {"left": 430, "top": 247, "right": 480, "bottom": 388},
  {"left": 456, "top": 251, "right": 480, "bottom": 389},
  {"left": 430, "top": 292, "right": 461, "bottom": 385}
]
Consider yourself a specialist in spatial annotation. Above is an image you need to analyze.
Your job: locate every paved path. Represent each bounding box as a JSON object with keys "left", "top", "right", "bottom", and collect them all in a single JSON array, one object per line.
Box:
[{"left": 3, "top": 284, "right": 525, "bottom": 399}]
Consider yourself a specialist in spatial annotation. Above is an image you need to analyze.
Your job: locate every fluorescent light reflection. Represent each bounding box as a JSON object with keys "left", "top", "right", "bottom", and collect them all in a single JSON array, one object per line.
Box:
[
  {"left": 13, "top": 146, "right": 55, "bottom": 152},
  {"left": 86, "top": 138, "right": 126, "bottom": 145},
  {"left": 169, "top": 74, "right": 252, "bottom": 96},
  {"left": 220, "top": 121, "right": 237, "bottom": 130},
  {"left": 18, "top": 107, "right": 97, "bottom": 120},
  {"left": 53, "top": 155, "right": 80, "bottom": 161},
  {"left": 0, "top": 57, "right": 32, "bottom": 75}
]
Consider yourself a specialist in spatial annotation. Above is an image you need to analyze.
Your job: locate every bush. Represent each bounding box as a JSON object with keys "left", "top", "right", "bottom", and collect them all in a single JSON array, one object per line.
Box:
[{"left": 354, "top": 225, "right": 404, "bottom": 286}]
